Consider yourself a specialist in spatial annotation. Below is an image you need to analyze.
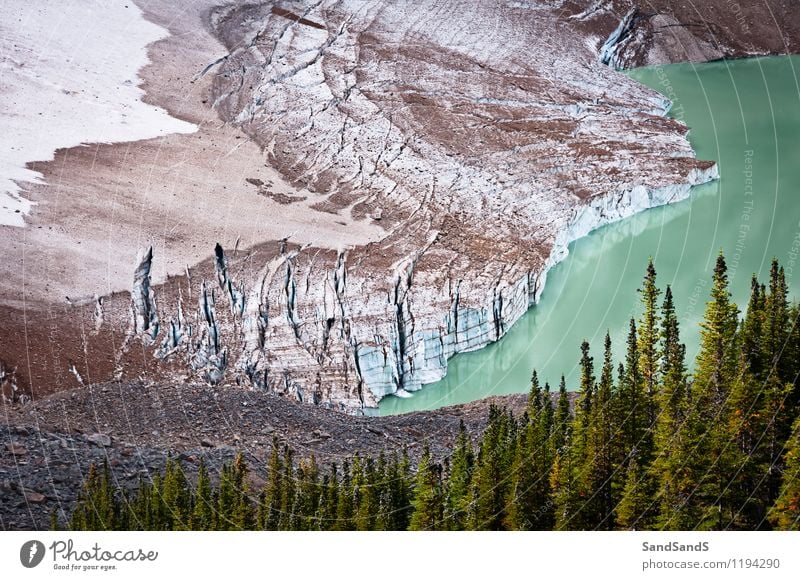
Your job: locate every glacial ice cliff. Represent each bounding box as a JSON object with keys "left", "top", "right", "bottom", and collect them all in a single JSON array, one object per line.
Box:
[
  {"left": 8, "top": 0, "right": 774, "bottom": 412},
  {"left": 106, "top": 0, "right": 718, "bottom": 412}
]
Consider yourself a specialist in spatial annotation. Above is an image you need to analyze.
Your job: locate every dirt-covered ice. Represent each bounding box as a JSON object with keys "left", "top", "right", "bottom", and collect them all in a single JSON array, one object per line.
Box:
[{"left": 0, "top": 0, "right": 796, "bottom": 412}]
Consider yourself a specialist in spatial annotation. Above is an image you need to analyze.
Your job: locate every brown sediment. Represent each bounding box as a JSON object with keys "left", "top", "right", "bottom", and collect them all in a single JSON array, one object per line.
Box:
[
  {"left": 2, "top": 0, "right": 792, "bottom": 412},
  {"left": 271, "top": 6, "right": 326, "bottom": 30}
]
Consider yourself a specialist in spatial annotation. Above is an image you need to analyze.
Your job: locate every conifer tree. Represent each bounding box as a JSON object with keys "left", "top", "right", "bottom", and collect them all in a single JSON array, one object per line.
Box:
[
  {"left": 321, "top": 464, "right": 340, "bottom": 530},
  {"left": 506, "top": 369, "right": 556, "bottom": 529},
  {"left": 148, "top": 472, "right": 165, "bottom": 530},
  {"left": 445, "top": 421, "right": 474, "bottom": 530},
  {"left": 583, "top": 333, "right": 618, "bottom": 529},
  {"left": 575, "top": 341, "right": 595, "bottom": 448},
  {"left": 192, "top": 458, "right": 215, "bottom": 530},
  {"left": 162, "top": 457, "right": 191, "bottom": 530},
  {"left": 616, "top": 318, "right": 658, "bottom": 528},
  {"left": 391, "top": 449, "right": 414, "bottom": 530},
  {"left": 409, "top": 446, "right": 444, "bottom": 530},
  {"left": 694, "top": 253, "right": 740, "bottom": 404},
  {"left": 470, "top": 405, "right": 515, "bottom": 530},
  {"left": 70, "top": 461, "right": 117, "bottom": 531},
  {"left": 132, "top": 475, "right": 152, "bottom": 530},
  {"left": 528, "top": 369, "right": 543, "bottom": 413},
  {"left": 618, "top": 319, "right": 647, "bottom": 464},
  {"left": 740, "top": 276, "right": 766, "bottom": 379},
  {"left": 534, "top": 381, "right": 556, "bottom": 529},
  {"left": 279, "top": 446, "right": 295, "bottom": 530},
  {"left": 691, "top": 253, "right": 741, "bottom": 529},
  {"left": 760, "top": 261, "right": 795, "bottom": 506},
  {"left": 653, "top": 286, "right": 694, "bottom": 529},
  {"left": 727, "top": 365, "right": 767, "bottom": 528},
  {"left": 335, "top": 459, "right": 355, "bottom": 530},
  {"left": 553, "top": 375, "right": 571, "bottom": 458},
  {"left": 215, "top": 464, "right": 235, "bottom": 530},
  {"left": 230, "top": 453, "right": 254, "bottom": 530},
  {"left": 551, "top": 429, "right": 578, "bottom": 530},
  {"left": 768, "top": 415, "right": 800, "bottom": 529},
  {"left": 261, "top": 438, "right": 283, "bottom": 530},
  {"left": 638, "top": 260, "right": 662, "bottom": 429},
  {"left": 617, "top": 457, "right": 650, "bottom": 529},
  {"left": 359, "top": 457, "right": 382, "bottom": 531},
  {"left": 788, "top": 303, "right": 800, "bottom": 407},
  {"left": 540, "top": 381, "right": 555, "bottom": 448},
  {"left": 764, "top": 260, "right": 790, "bottom": 380},
  {"left": 569, "top": 340, "right": 595, "bottom": 529}
]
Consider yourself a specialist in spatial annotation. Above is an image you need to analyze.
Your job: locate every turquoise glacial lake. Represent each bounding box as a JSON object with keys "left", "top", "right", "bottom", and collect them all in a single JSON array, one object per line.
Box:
[{"left": 380, "top": 56, "right": 800, "bottom": 415}]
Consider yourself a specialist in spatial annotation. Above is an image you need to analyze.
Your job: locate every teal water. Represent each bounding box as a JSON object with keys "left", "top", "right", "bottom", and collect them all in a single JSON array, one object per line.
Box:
[{"left": 380, "top": 55, "right": 800, "bottom": 415}]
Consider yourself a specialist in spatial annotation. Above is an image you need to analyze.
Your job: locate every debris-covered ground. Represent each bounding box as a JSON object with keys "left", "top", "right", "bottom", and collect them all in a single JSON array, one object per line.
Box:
[{"left": 1, "top": 380, "right": 538, "bottom": 530}]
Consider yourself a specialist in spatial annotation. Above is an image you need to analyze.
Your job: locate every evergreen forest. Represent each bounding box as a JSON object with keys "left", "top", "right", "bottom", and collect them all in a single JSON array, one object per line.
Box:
[{"left": 65, "top": 255, "right": 800, "bottom": 531}]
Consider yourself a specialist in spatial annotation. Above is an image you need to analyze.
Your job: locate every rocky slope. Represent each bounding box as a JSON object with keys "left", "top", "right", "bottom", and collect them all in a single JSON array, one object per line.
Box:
[
  {"left": 1, "top": 380, "right": 533, "bottom": 530},
  {"left": 3, "top": 0, "right": 797, "bottom": 413},
  {"left": 567, "top": 0, "right": 800, "bottom": 69}
]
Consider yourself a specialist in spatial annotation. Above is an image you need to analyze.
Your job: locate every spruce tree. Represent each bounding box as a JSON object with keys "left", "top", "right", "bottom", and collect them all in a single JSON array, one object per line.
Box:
[
  {"left": 691, "top": 253, "right": 741, "bottom": 529},
  {"left": 279, "top": 446, "right": 295, "bottom": 530},
  {"left": 553, "top": 375, "right": 571, "bottom": 458},
  {"left": 335, "top": 459, "right": 355, "bottom": 530},
  {"left": 470, "top": 405, "right": 515, "bottom": 530},
  {"left": 445, "top": 421, "right": 474, "bottom": 530},
  {"left": 761, "top": 261, "right": 795, "bottom": 507},
  {"left": 618, "top": 319, "right": 646, "bottom": 464},
  {"left": 230, "top": 452, "right": 254, "bottom": 530},
  {"left": 162, "top": 457, "right": 190, "bottom": 530},
  {"left": 504, "top": 372, "right": 541, "bottom": 529},
  {"left": 726, "top": 365, "right": 767, "bottom": 528},
  {"left": 788, "top": 303, "right": 800, "bottom": 407},
  {"left": 551, "top": 429, "right": 578, "bottom": 530},
  {"left": 70, "top": 461, "right": 117, "bottom": 530},
  {"left": 764, "top": 260, "right": 790, "bottom": 381},
  {"left": 694, "top": 253, "right": 740, "bottom": 403},
  {"left": 740, "top": 276, "right": 766, "bottom": 379},
  {"left": 638, "top": 260, "right": 662, "bottom": 429},
  {"left": 261, "top": 438, "right": 283, "bottom": 530},
  {"left": 583, "top": 333, "right": 618, "bottom": 529},
  {"left": 569, "top": 340, "right": 595, "bottom": 529},
  {"left": 409, "top": 446, "right": 444, "bottom": 530},
  {"left": 768, "top": 415, "right": 800, "bottom": 529},
  {"left": 616, "top": 319, "right": 658, "bottom": 528},
  {"left": 617, "top": 457, "right": 650, "bottom": 529},
  {"left": 192, "top": 458, "right": 215, "bottom": 530},
  {"left": 528, "top": 369, "right": 543, "bottom": 413},
  {"left": 321, "top": 464, "right": 340, "bottom": 530},
  {"left": 653, "top": 286, "right": 694, "bottom": 529},
  {"left": 535, "top": 381, "right": 556, "bottom": 529},
  {"left": 215, "top": 464, "right": 235, "bottom": 531},
  {"left": 575, "top": 341, "right": 595, "bottom": 447}
]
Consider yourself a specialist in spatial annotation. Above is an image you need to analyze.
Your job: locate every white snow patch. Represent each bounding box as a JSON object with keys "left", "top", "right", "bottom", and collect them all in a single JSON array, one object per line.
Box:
[{"left": 0, "top": 0, "right": 196, "bottom": 227}]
